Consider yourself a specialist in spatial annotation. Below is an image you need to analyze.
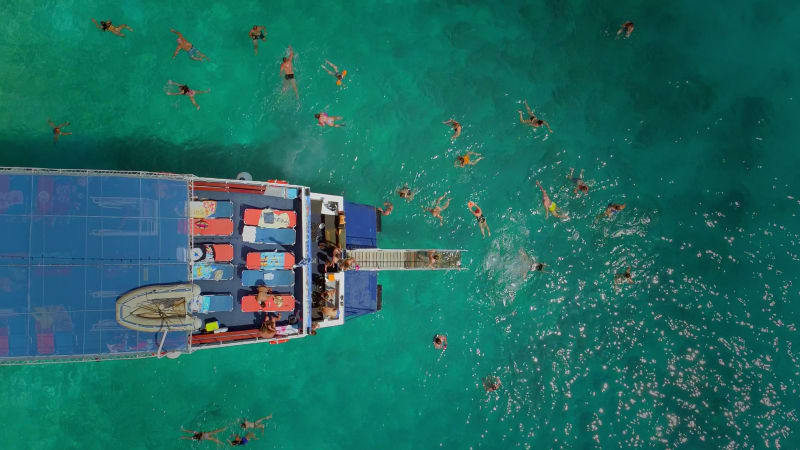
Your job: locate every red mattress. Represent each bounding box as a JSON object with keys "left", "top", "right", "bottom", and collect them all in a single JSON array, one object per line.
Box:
[
  {"left": 211, "top": 244, "right": 234, "bottom": 262},
  {"left": 241, "top": 294, "right": 296, "bottom": 312},
  {"left": 191, "top": 218, "right": 234, "bottom": 236}
]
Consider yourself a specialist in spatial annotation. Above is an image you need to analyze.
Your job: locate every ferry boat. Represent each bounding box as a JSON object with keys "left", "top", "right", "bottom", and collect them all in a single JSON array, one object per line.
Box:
[{"left": 0, "top": 167, "right": 463, "bottom": 365}]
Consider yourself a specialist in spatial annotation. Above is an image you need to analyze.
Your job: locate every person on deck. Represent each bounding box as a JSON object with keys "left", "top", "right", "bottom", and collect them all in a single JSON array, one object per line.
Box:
[
  {"left": 280, "top": 46, "right": 298, "bottom": 98},
  {"left": 91, "top": 19, "right": 132, "bottom": 37},
  {"left": 258, "top": 314, "right": 279, "bottom": 339},
  {"left": 249, "top": 25, "right": 266, "bottom": 55},
  {"left": 170, "top": 29, "right": 209, "bottom": 61}
]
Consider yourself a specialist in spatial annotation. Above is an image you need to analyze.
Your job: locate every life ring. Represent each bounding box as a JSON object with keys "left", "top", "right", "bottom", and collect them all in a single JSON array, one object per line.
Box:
[
  {"left": 236, "top": 172, "right": 253, "bottom": 181},
  {"left": 269, "top": 339, "right": 289, "bottom": 345}
]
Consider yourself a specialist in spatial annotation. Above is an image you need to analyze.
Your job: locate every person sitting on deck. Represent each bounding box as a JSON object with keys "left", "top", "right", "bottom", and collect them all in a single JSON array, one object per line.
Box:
[
  {"left": 258, "top": 314, "right": 279, "bottom": 339},
  {"left": 256, "top": 286, "right": 274, "bottom": 309}
]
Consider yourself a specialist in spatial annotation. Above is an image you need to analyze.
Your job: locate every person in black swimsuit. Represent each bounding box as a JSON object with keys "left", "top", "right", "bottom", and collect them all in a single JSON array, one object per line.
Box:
[
  {"left": 249, "top": 25, "right": 266, "bottom": 55},
  {"left": 567, "top": 168, "right": 589, "bottom": 196},
  {"left": 280, "top": 46, "right": 298, "bottom": 98},
  {"left": 467, "top": 201, "right": 491, "bottom": 238}
]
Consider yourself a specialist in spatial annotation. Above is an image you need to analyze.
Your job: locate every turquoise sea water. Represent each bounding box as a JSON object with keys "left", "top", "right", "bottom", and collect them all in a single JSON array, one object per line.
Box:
[{"left": 2, "top": 0, "right": 800, "bottom": 448}]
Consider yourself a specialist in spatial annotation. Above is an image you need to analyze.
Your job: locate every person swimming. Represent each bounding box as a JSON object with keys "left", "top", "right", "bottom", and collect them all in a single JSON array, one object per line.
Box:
[
  {"left": 433, "top": 334, "right": 447, "bottom": 350},
  {"left": 180, "top": 427, "right": 225, "bottom": 445},
  {"left": 567, "top": 168, "right": 589, "bottom": 195},
  {"left": 484, "top": 376, "right": 502, "bottom": 392},
  {"left": 240, "top": 415, "right": 272, "bottom": 431},
  {"left": 48, "top": 119, "right": 72, "bottom": 143},
  {"left": 455, "top": 151, "right": 483, "bottom": 167},
  {"left": 443, "top": 119, "right": 462, "bottom": 140},
  {"left": 518, "top": 249, "right": 548, "bottom": 274},
  {"left": 315, "top": 112, "right": 344, "bottom": 128},
  {"left": 424, "top": 193, "right": 451, "bottom": 226},
  {"left": 535, "top": 181, "right": 567, "bottom": 219},
  {"left": 91, "top": 19, "right": 133, "bottom": 37},
  {"left": 249, "top": 25, "right": 266, "bottom": 55},
  {"left": 166, "top": 80, "right": 209, "bottom": 110},
  {"left": 617, "top": 21, "right": 634, "bottom": 38},
  {"left": 321, "top": 60, "right": 347, "bottom": 86},
  {"left": 280, "top": 46, "right": 298, "bottom": 98},
  {"left": 518, "top": 100, "right": 553, "bottom": 133},
  {"left": 170, "top": 29, "right": 209, "bottom": 61},
  {"left": 467, "top": 201, "right": 491, "bottom": 238},
  {"left": 377, "top": 201, "right": 393, "bottom": 216},
  {"left": 230, "top": 432, "right": 257, "bottom": 446},
  {"left": 603, "top": 203, "right": 626, "bottom": 217},
  {"left": 614, "top": 266, "right": 634, "bottom": 285},
  {"left": 397, "top": 185, "right": 416, "bottom": 201}
]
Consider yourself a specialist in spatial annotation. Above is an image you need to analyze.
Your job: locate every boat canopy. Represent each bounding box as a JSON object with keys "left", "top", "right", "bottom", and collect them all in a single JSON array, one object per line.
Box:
[{"left": 0, "top": 169, "right": 192, "bottom": 363}]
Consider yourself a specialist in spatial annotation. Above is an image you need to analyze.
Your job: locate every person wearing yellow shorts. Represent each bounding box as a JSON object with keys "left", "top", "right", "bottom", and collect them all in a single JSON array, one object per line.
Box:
[{"left": 536, "top": 181, "right": 567, "bottom": 219}]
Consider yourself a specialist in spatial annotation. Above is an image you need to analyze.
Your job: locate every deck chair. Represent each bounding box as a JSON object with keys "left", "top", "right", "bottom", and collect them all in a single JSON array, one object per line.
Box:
[
  {"left": 241, "top": 294, "right": 296, "bottom": 312},
  {"left": 192, "top": 218, "right": 234, "bottom": 236},
  {"left": 242, "top": 226, "right": 296, "bottom": 245},
  {"left": 192, "top": 244, "right": 234, "bottom": 263},
  {"left": 189, "top": 295, "right": 234, "bottom": 313},
  {"left": 190, "top": 200, "right": 234, "bottom": 218},
  {"left": 246, "top": 251, "right": 295, "bottom": 270},
  {"left": 192, "top": 263, "right": 235, "bottom": 281},
  {"left": 241, "top": 269, "right": 294, "bottom": 287},
  {"left": 243, "top": 208, "right": 297, "bottom": 228}
]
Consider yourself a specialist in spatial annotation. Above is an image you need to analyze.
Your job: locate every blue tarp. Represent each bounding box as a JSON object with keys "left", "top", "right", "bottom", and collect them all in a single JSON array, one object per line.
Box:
[
  {"left": 0, "top": 172, "right": 191, "bottom": 360},
  {"left": 343, "top": 201, "right": 377, "bottom": 249},
  {"left": 343, "top": 271, "right": 378, "bottom": 320}
]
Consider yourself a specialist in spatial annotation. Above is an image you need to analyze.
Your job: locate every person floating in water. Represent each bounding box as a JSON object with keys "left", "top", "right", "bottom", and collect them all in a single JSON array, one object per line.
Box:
[
  {"left": 166, "top": 80, "right": 209, "bottom": 110},
  {"left": 567, "top": 168, "right": 589, "bottom": 196},
  {"left": 518, "top": 249, "right": 548, "bottom": 273},
  {"left": 518, "top": 100, "right": 553, "bottom": 133},
  {"left": 455, "top": 151, "right": 483, "bottom": 168},
  {"left": 48, "top": 120, "right": 72, "bottom": 143},
  {"left": 377, "top": 201, "right": 393, "bottom": 216},
  {"left": 424, "top": 193, "right": 451, "bottom": 226},
  {"left": 321, "top": 60, "right": 347, "bottom": 86},
  {"left": 603, "top": 203, "right": 626, "bottom": 217},
  {"left": 180, "top": 427, "right": 225, "bottom": 445},
  {"left": 484, "top": 376, "right": 502, "bottom": 392},
  {"left": 249, "top": 25, "right": 266, "bottom": 55},
  {"left": 614, "top": 266, "right": 634, "bottom": 285},
  {"left": 535, "top": 181, "right": 567, "bottom": 219},
  {"left": 280, "top": 46, "right": 298, "bottom": 99},
  {"left": 230, "top": 432, "right": 257, "bottom": 446},
  {"left": 433, "top": 334, "right": 447, "bottom": 350},
  {"left": 170, "top": 29, "right": 209, "bottom": 61},
  {"left": 315, "top": 112, "right": 344, "bottom": 128},
  {"left": 442, "top": 119, "right": 462, "bottom": 140},
  {"left": 467, "top": 201, "right": 491, "bottom": 238},
  {"left": 617, "top": 21, "right": 634, "bottom": 39},
  {"left": 91, "top": 19, "right": 132, "bottom": 37},
  {"left": 397, "top": 185, "right": 416, "bottom": 202},
  {"left": 240, "top": 415, "right": 272, "bottom": 431}
]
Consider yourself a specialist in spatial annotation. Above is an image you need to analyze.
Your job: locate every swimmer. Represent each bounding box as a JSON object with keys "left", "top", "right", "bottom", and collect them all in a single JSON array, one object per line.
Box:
[
  {"left": 249, "top": 25, "right": 266, "bottom": 55},
  {"left": 467, "top": 201, "right": 491, "bottom": 238},
  {"left": 258, "top": 314, "right": 279, "bottom": 339},
  {"left": 397, "top": 185, "right": 416, "bottom": 202},
  {"left": 180, "top": 427, "right": 225, "bottom": 445},
  {"left": 603, "top": 203, "right": 626, "bottom": 217},
  {"left": 614, "top": 266, "right": 634, "bottom": 284},
  {"left": 321, "top": 60, "right": 347, "bottom": 86},
  {"left": 240, "top": 414, "right": 272, "bottom": 429},
  {"left": 424, "top": 193, "right": 451, "bottom": 226},
  {"left": 170, "top": 29, "right": 209, "bottom": 62},
  {"left": 231, "top": 432, "right": 257, "bottom": 446},
  {"left": 535, "top": 181, "right": 567, "bottom": 219},
  {"left": 91, "top": 19, "right": 132, "bottom": 37},
  {"left": 280, "top": 46, "right": 298, "bottom": 99},
  {"left": 617, "top": 21, "right": 634, "bottom": 39},
  {"left": 518, "top": 100, "right": 553, "bottom": 133},
  {"left": 427, "top": 250, "right": 440, "bottom": 268},
  {"left": 433, "top": 334, "right": 447, "bottom": 350},
  {"left": 48, "top": 120, "right": 72, "bottom": 143},
  {"left": 454, "top": 151, "right": 483, "bottom": 168},
  {"left": 518, "top": 249, "right": 548, "bottom": 273},
  {"left": 166, "top": 80, "right": 209, "bottom": 110},
  {"left": 567, "top": 168, "right": 589, "bottom": 196},
  {"left": 377, "top": 201, "right": 393, "bottom": 216},
  {"left": 483, "top": 376, "right": 502, "bottom": 392},
  {"left": 442, "top": 119, "right": 462, "bottom": 140},
  {"left": 315, "top": 112, "right": 344, "bottom": 128}
]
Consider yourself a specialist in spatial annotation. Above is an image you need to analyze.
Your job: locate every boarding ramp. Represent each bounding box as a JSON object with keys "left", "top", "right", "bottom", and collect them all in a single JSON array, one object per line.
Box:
[{"left": 347, "top": 249, "right": 464, "bottom": 271}]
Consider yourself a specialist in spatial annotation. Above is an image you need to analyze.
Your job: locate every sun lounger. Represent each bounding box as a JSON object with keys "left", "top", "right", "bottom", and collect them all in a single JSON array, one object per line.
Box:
[
  {"left": 192, "top": 218, "right": 234, "bottom": 236},
  {"left": 192, "top": 244, "right": 234, "bottom": 263},
  {"left": 243, "top": 208, "right": 296, "bottom": 228},
  {"left": 190, "top": 200, "right": 233, "bottom": 218},
  {"left": 241, "top": 226, "right": 296, "bottom": 245},
  {"left": 189, "top": 294, "right": 234, "bottom": 313},
  {"left": 192, "top": 263, "right": 235, "bottom": 281},
  {"left": 246, "top": 251, "right": 295, "bottom": 270},
  {"left": 241, "top": 294, "right": 296, "bottom": 312},
  {"left": 241, "top": 269, "right": 294, "bottom": 287}
]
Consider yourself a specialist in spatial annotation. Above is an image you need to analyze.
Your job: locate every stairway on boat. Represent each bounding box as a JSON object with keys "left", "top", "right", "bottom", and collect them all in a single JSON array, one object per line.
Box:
[{"left": 346, "top": 249, "right": 463, "bottom": 270}]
